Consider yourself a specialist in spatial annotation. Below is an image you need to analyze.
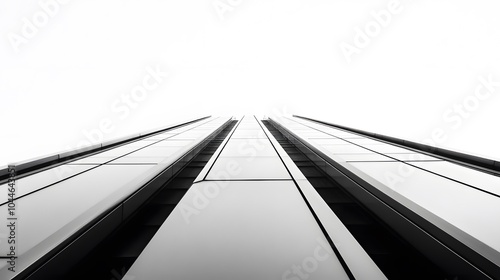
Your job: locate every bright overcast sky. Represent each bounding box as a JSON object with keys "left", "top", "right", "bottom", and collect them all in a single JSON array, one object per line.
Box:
[{"left": 1, "top": 0, "right": 500, "bottom": 166}]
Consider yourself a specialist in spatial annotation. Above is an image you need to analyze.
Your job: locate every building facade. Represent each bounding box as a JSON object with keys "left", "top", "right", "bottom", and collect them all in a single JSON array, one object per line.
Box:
[{"left": 1, "top": 115, "right": 499, "bottom": 279}]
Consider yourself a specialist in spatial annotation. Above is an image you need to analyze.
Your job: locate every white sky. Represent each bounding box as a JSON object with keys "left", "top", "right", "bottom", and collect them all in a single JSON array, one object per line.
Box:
[{"left": 1, "top": 0, "right": 500, "bottom": 166}]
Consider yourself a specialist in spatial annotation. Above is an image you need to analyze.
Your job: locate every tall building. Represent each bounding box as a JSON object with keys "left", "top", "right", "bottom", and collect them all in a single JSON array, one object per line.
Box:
[{"left": 1, "top": 115, "right": 499, "bottom": 280}]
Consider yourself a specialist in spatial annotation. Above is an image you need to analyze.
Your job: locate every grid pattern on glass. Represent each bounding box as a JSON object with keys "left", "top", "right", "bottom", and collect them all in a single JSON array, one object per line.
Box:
[
  {"left": 321, "top": 144, "right": 372, "bottom": 155},
  {"left": 285, "top": 117, "right": 438, "bottom": 160},
  {"left": 274, "top": 116, "right": 500, "bottom": 264},
  {"left": 0, "top": 164, "right": 155, "bottom": 274},
  {"left": 141, "top": 133, "right": 177, "bottom": 141},
  {"left": 0, "top": 117, "right": 230, "bottom": 278},
  {"left": 410, "top": 161, "right": 500, "bottom": 196},
  {"left": 289, "top": 117, "right": 363, "bottom": 138},
  {"left": 217, "top": 139, "right": 278, "bottom": 157},
  {"left": 206, "top": 117, "right": 290, "bottom": 180},
  {"left": 145, "top": 140, "right": 194, "bottom": 147},
  {"left": 361, "top": 144, "right": 415, "bottom": 154},
  {"left": 124, "top": 181, "right": 350, "bottom": 280},
  {"left": 348, "top": 161, "right": 500, "bottom": 255},
  {"left": 206, "top": 157, "right": 291, "bottom": 180},
  {"left": 335, "top": 153, "right": 396, "bottom": 162},
  {"left": 70, "top": 118, "right": 223, "bottom": 165},
  {"left": 0, "top": 164, "right": 97, "bottom": 204},
  {"left": 388, "top": 153, "right": 442, "bottom": 162},
  {"left": 67, "top": 142, "right": 154, "bottom": 164},
  {"left": 230, "top": 129, "right": 267, "bottom": 139},
  {"left": 310, "top": 138, "right": 350, "bottom": 145}
]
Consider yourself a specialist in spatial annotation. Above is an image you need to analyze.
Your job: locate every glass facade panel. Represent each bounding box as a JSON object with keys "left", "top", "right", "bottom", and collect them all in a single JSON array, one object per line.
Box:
[
  {"left": 118, "top": 146, "right": 183, "bottom": 158},
  {"left": 151, "top": 140, "right": 194, "bottom": 147},
  {"left": 337, "top": 153, "right": 395, "bottom": 162},
  {"left": 310, "top": 138, "right": 349, "bottom": 145},
  {"left": 0, "top": 164, "right": 154, "bottom": 273},
  {"left": 322, "top": 144, "right": 371, "bottom": 154},
  {"left": 206, "top": 157, "right": 291, "bottom": 180},
  {"left": 410, "top": 161, "right": 500, "bottom": 196},
  {"left": 0, "top": 164, "right": 97, "bottom": 204},
  {"left": 348, "top": 161, "right": 500, "bottom": 253},
  {"left": 231, "top": 129, "right": 267, "bottom": 139},
  {"left": 124, "top": 181, "right": 350, "bottom": 280},
  {"left": 348, "top": 138, "right": 387, "bottom": 145},
  {"left": 389, "top": 153, "right": 442, "bottom": 161},
  {"left": 218, "top": 139, "right": 277, "bottom": 157},
  {"left": 359, "top": 143, "right": 414, "bottom": 154}
]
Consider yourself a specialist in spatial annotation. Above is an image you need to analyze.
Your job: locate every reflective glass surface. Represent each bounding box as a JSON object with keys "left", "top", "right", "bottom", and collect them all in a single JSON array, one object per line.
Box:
[
  {"left": 279, "top": 116, "right": 500, "bottom": 264},
  {"left": 125, "top": 181, "right": 349, "bottom": 280},
  {"left": 150, "top": 140, "right": 194, "bottom": 147},
  {"left": 109, "top": 139, "right": 195, "bottom": 164},
  {"left": 0, "top": 164, "right": 97, "bottom": 204},
  {"left": 297, "top": 132, "right": 331, "bottom": 138},
  {"left": 410, "top": 161, "right": 500, "bottom": 196},
  {"left": 360, "top": 143, "right": 414, "bottom": 154},
  {"left": 321, "top": 144, "right": 371, "bottom": 154},
  {"left": 237, "top": 123, "right": 262, "bottom": 129},
  {"left": 0, "top": 164, "right": 154, "bottom": 275},
  {"left": 68, "top": 143, "right": 153, "bottom": 164},
  {"left": 206, "top": 157, "right": 291, "bottom": 180},
  {"left": 347, "top": 138, "right": 386, "bottom": 145},
  {"left": 231, "top": 129, "right": 267, "bottom": 139},
  {"left": 324, "top": 131, "right": 363, "bottom": 139},
  {"left": 167, "top": 135, "right": 198, "bottom": 140},
  {"left": 117, "top": 146, "right": 183, "bottom": 158},
  {"left": 141, "top": 133, "right": 177, "bottom": 141},
  {"left": 388, "top": 153, "right": 441, "bottom": 162},
  {"left": 336, "top": 153, "right": 395, "bottom": 162},
  {"left": 310, "top": 138, "right": 349, "bottom": 145},
  {"left": 219, "top": 139, "right": 277, "bottom": 157},
  {"left": 348, "top": 161, "right": 500, "bottom": 254},
  {"left": 172, "top": 130, "right": 207, "bottom": 138},
  {"left": 67, "top": 156, "right": 116, "bottom": 164}
]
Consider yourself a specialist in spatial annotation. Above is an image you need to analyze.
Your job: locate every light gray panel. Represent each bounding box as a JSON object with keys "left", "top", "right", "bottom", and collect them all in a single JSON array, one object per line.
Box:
[
  {"left": 327, "top": 131, "right": 362, "bottom": 138},
  {"left": 206, "top": 157, "right": 290, "bottom": 180},
  {"left": 68, "top": 156, "right": 115, "bottom": 164},
  {"left": 410, "top": 161, "right": 500, "bottom": 196},
  {"left": 347, "top": 138, "right": 387, "bottom": 145},
  {"left": 151, "top": 140, "right": 194, "bottom": 147},
  {"left": 174, "top": 130, "right": 207, "bottom": 138},
  {"left": 339, "top": 153, "right": 395, "bottom": 162},
  {"left": 218, "top": 139, "right": 277, "bottom": 157},
  {"left": 231, "top": 129, "right": 267, "bottom": 139},
  {"left": 322, "top": 144, "right": 371, "bottom": 154},
  {"left": 0, "top": 164, "right": 97, "bottom": 204},
  {"left": 109, "top": 145, "right": 187, "bottom": 164},
  {"left": 125, "top": 181, "right": 350, "bottom": 280},
  {"left": 141, "top": 133, "right": 177, "bottom": 141},
  {"left": 108, "top": 158, "right": 164, "bottom": 164},
  {"left": 167, "top": 135, "right": 198, "bottom": 140},
  {"left": 237, "top": 123, "right": 262, "bottom": 130},
  {"left": 389, "top": 153, "right": 441, "bottom": 162},
  {"left": 118, "top": 146, "right": 183, "bottom": 158},
  {"left": 348, "top": 161, "right": 500, "bottom": 257},
  {"left": 298, "top": 132, "right": 331, "bottom": 138},
  {"left": 0, "top": 164, "right": 154, "bottom": 275},
  {"left": 68, "top": 142, "right": 153, "bottom": 164},
  {"left": 361, "top": 143, "right": 414, "bottom": 154},
  {"left": 310, "top": 138, "right": 349, "bottom": 145}
]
